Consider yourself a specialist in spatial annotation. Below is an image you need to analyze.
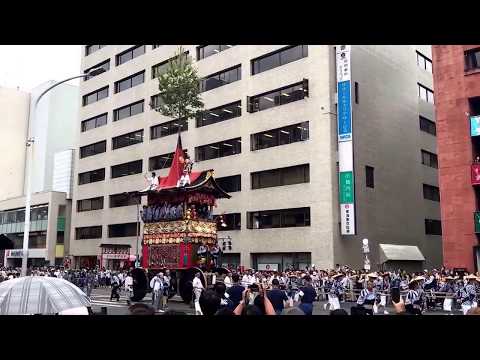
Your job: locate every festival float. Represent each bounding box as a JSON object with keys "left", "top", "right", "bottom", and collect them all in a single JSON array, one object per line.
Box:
[{"left": 131, "top": 132, "right": 231, "bottom": 302}]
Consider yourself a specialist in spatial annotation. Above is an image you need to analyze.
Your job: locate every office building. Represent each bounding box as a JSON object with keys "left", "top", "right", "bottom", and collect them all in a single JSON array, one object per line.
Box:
[
  {"left": 432, "top": 45, "right": 480, "bottom": 271},
  {"left": 71, "top": 45, "right": 441, "bottom": 271}
]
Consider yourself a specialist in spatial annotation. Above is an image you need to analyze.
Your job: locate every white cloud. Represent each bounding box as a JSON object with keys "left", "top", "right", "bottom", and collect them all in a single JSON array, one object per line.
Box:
[{"left": 0, "top": 45, "right": 81, "bottom": 91}]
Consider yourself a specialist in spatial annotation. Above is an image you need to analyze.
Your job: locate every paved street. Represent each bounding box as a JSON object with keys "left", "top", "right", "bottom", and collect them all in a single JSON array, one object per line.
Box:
[{"left": 89, "top": 287, "right": 461, "bottom": 315}]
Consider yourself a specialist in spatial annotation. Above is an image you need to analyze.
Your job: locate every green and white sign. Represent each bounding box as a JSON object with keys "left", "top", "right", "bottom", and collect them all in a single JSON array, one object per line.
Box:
[{"left": 340, "top": 171, "right": 354, "bottom": 204}]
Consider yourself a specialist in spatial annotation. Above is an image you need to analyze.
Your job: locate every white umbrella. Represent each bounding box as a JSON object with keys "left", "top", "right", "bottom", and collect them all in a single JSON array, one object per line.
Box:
[{"left": 0, "top": 276, "right": 91, "bottom": 315}]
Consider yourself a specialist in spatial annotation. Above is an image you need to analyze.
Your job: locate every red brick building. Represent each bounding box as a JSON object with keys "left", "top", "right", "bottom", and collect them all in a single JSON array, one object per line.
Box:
[{"left": 432, "top": 46, "right": 480, "bottom": 271}]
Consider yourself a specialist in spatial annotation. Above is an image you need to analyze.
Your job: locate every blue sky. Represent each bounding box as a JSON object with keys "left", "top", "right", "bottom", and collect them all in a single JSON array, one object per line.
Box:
[{"left": 0, "top": 45, "right": 81, "bottom": 91}]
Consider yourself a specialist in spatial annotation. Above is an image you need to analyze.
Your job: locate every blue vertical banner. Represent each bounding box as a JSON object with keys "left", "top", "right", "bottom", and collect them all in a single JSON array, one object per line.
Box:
[{"left": 338, "top": 80, "right": 352, "bottom": 142}]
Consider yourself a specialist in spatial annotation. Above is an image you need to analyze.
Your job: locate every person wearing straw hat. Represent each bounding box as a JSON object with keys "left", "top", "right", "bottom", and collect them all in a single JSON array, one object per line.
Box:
[
  {"left": 439, "top": 276, "right": 456, "bottom": 312},
  {"left": 323, "top": 273, "right": 341, "bottom": 311},
  {"left": 405, "top": 276, "right": 424, "bottom": 315},
  {"left": 355, "top": 277, "right": 379, "bottom": 315},
  {"left": 459, "top": 274, "right": 479, "bottom": 315}
]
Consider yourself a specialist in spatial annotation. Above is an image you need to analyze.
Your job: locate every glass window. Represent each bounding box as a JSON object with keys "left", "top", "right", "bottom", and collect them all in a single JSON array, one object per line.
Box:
[
  {"left": 78, "top": 168, "right": 105, "bottom": 185},
  {"left": 416, "top": 51, "right": 432, "bottom": 73},
  {"left": 423, "top": 184, "right": 440, "bottom": 202},
  {"left": 80, "top": 140, "right": 106, "bottom": 159},
  {"left": 215, "top": 213, "right": 241, "bottom": 231},
  {"left": 196, "top": 101, "right": 242, "bottom": 128},
  {"left": 216, "top": 175, "right": 241, "bottom": 193},
  {"left": 199, "top": 65, "right": 241, "bottom": 92},
  {"left": 252, "top": 45, "right": 308, "bottom": 75},
  {"left": 77, "top": 197, "right": 104, "bottom": 212},
  {"left": 248, "top": 80, "right": 308, "bottom": 113},
  {"left": 113, "top": 100, "right": 144, "bottom": 122},
  {"left": 197, "top": 45, "right": 235, "bottom": 60},
  {"left": 152, "top": 51, "right": 189, "bottom": 79},
  {"left": 84, "top": 59, "right": 110, "bottom": 81},
  {"left": 75, "top": 226, "right": 102, "bottom": 240},
  {"left": 81, "top": 113, "right": 107, "bottom": 132},
  {"left": 251, "top": 164, "right": 309, "bottom": 189},
  {"left": 365, "top": 166, "right": 374, "bottom": 188},
  {"left": 112, "top": 130, "right": 143, "bottom": 150},
  {"left": 110, "top": 193, "right": 138, "bottom": 208},
  {"left": 251, "top": 122, "right": 309, "bottom": 151},
  {"left": 195, "top": 138, "right": 241, "bottom": 162},
  {"left": 247, "top": 207, "right": 310, "bottom": 229},
  {"left": 116, "top": 45, "right": 145, "bottom": 66},
  {"left": 82, "top": 86, "right": 109, "bottom": 106},
  {"left": 419, "top": 116, "right": 436, "bottom": 136},
  {"left": 151, "top": 118, "right": 188, "bottom": 139},
  {"left": 149, "top": 152, "right": 175, "bottom": 171},
  {"left": 111, "top": 160, "right": 143, "bottom": 178},
  {"left": 418, "top": 84, "right": 434, "bottom": 104},
  {"left": 465, "top": 48, "right": 480, "bottom": 71},
  {"left": 421, "top": 150, "right": 438, "bottom": 169},
  {"left": 425, "top": 219, "right": 442, "bottom": 235},
  {"left": 115, "top": 71, "right": 145, "bottom": 93},
  {"left": 85, "top": 45, "right": 106, "bottom": 56},
  {"left": 108, "top": 223, "right": 137, "bottom": 237}
]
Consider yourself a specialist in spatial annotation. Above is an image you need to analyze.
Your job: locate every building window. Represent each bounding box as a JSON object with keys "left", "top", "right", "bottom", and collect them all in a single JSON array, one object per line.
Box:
[
  {"left": 251, "top": 122, "right": 309, "bottom": 151},
  {"left": 80, "top": 140, "right": 106, "bottom": 159},
  {"left": 85, "top": 45, "right": 106, "bottom": 56},
  {"left": 251, "top": 164, "right": 309, "bottom": 190},
  {"left": 111, "top": 160, "right": 143, "bottom": 179},
  {"left": 114, "top": 71, "right": 145, "bottom": 93},
  {"left": 112, "top": 130, "right": 144, "bottom": 150},
  {"left": 152, "top": 45, "right": 161, "bottom": 49},
  {"left": 150, "top": 94, "right": 164, "bottom": 110},
  {"left": 418, "top": 83, "right": 434, "bottom": 104},
  {"left": 423, "top": 184, "right": 440, "bottom": 202},
  {"left": 419, "top": 116, "right": 436, "bottom": 136},
  {"left": 354, "top": 82, "right": 359, "bottom": 104},
  {"left": 251, "top": 45, "right": 308, "bottom": 75},
  {"left": 465, "top": 48, "right": 480, "bottom": 71},
  {"left": 197, "top": 45, "right": 235, "bottom": 60},
  {"left": 416, "top": 51, "right": 433, "bottom": 73},
  {"left": 195, "top": 138, "right": 241, "bottom": 162},
  {"left": 421, "top": 150, "right": 438, "bottom": 169},
  {"left": 365, "top": 166, "right": 374, "bottom": 188},
  {"left": 199, "top": 65, "right": 241, "bottom": 93},
  {"left": 216, "top": 175, "right": 241, "bottom": 193},
  {"left": 78, "top": 168, "right": 105, "bottom": 185},
  {"left": 82, "top": 86, "right": 108, "bottom": 106},
  {"left": 108, "top": 223, "right": 137, "bottom": 237},
  {"left": 196, "top": 101, "right": 241, "bottom": 128},
  {"left": 81, "top": 113, "right": 107, "bottom": 132},
  {"left": 116, "top": 45, "right": 146, "bottom": 66},
  {"left": 247, "top": 207, "right": 310, "bottom": 229},
  {"left": 247, "top": 80, "right": 309, "bottom": 113},
  {"left": 84, "top": 59, "right": 110, "bottom": 81},
  {"left": 152, "top": 51, "right": 189, "bottom": 79},
  {"left": 75, "top": 226, "right": 102, "bottom": 240},
  {"left": 113, "top": 100, "right": 144, "bottom": 122},
  {"left": 149, "top": 151, "right": 181, "bottom": 171},
  {"left": 151, "top": 118, "right": 188, "bottom": 140},
  {"left": 425, "top": 219, "right": 442, "bottom": 235},
  {"left": 110, "top": 193, "right": 138, "bottom": 208},
  {"left": 77, "top": 197, "right": 104, "bottom": 212},
  {"left": 215, "top": 213, "right": 241, "bottom": 231}
]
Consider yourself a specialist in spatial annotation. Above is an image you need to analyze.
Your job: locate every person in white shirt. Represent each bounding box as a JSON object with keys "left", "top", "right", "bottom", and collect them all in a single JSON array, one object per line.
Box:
[
  {"left": 224, "top": 273, "right": 232, "bottom": 288},
  {"left": 143, "top": 172, "right": 159, "bottom": 192},
  {"left": 150, "top": 273, "right": 164, "bottom": 312},
  {"left": 124, "top": 272, "right": 134, "bottom": 302},
  {"left": 242, "top": 272, "right": 250, "bottom": 288},
  {"left": 192, "top": 272, "right": 204, "bottom": 314}
]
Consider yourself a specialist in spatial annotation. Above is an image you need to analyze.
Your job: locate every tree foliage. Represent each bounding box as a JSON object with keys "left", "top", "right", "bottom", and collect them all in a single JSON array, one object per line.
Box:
[{"left": 154, "top": 46, "right": 204, "bottom": 120}]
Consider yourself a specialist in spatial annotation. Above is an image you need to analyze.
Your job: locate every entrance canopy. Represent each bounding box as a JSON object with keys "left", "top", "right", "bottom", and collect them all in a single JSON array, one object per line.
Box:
[{"left": 379, "top": 243, "right": 425, "bottom": 263}]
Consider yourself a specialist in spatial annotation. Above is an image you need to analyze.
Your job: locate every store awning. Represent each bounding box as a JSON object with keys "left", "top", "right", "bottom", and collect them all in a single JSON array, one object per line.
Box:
[{"left": 379, "top": 244, "right": 425, "bottom": 263}]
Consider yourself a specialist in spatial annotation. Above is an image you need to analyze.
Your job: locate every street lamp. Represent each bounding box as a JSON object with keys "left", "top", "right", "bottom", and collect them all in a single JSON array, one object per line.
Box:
[
  {"left": 124, "top": 192, "right": 141, "bottom": 268},
  {"left": 20, "top": 67, "right": 107, "bottom": 277}
]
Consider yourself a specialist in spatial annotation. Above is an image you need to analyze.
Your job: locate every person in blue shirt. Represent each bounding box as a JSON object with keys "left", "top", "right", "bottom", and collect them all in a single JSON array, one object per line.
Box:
[
  {"left": 267, "top": 278, "right": 289, "bottom": 315},
  {"left": 226, "top": 273, "right": 245, "bottom": 310},
  {"left": 296, "top": 275, "right": 316, "bottom": 315}
]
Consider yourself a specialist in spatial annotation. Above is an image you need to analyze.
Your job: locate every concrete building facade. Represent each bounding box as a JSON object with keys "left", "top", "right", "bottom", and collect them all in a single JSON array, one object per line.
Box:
[
  {"left": 71, "top": 45, "right": 441, "bottom": 270},
  {"left": 432, "top": 45, "right": 480, "bottom": 272},
  {"left": 0, "top": 82, "right": 78, "bottom": 267}
]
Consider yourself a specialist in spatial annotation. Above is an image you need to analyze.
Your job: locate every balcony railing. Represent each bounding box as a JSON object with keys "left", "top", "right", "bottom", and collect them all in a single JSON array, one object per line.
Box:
[
  {"left": 472, "top": 163, "right": 480, "bottom": 185},
  {"left": 475, "top": 211, "right": 480, "bottom": 233}
]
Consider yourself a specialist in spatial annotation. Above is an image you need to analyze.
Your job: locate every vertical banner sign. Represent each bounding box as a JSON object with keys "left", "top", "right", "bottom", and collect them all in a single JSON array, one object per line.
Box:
[{"left": 337, "top": 45, "right": 356, "bottom": 235}]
